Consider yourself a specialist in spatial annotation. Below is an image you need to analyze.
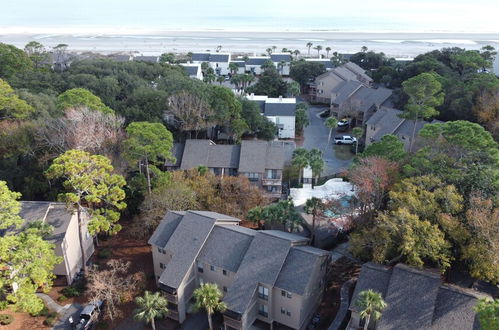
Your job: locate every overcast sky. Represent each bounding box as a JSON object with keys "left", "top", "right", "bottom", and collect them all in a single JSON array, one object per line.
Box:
[{"left": 2, "top": 0, "right": 499, "bottom": 32}]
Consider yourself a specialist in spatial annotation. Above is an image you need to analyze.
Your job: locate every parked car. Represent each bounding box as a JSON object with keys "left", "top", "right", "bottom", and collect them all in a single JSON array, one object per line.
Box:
[
  {"left": 337, "top": 118, "right": 351, "bottom": 132},
  {"left": 334, "top": 136, "right": 357, "bottom": 145},
  {"left": 75, "top": 301, "right": 103, "bottom": 330}
]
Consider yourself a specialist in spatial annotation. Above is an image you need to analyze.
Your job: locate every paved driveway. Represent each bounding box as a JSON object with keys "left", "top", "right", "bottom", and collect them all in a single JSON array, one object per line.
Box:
[{"left": 302, "top": 105, "right": 354, "bottom": 176}]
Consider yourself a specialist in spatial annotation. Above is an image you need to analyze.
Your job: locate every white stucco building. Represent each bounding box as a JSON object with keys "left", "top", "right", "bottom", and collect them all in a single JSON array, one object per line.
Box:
[
  {"left": 191, "top": 52, "right": 231, "bottom": 75},
  {"left": 246, "top": 94, "right": 296, "bottom": 139}
]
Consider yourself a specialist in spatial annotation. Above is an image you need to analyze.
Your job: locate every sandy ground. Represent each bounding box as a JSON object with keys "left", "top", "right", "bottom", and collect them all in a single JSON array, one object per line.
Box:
[{"left": 1, "top": 31, "right": 499, "bottom": 61}]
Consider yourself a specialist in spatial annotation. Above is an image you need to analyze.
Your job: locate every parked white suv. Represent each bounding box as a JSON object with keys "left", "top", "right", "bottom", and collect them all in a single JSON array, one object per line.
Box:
[{"left": 334, "top": 135, "right": 357, "bottom": 145}]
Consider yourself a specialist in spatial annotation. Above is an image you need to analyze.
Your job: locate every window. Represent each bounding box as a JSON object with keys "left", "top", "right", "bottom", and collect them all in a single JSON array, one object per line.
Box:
[
  {"left": 159, "top": 262, "right": 165, "bottom": 269},
  {"left": 281, "top": 290, "right": 286, "bottom": 297},
  {"left": 223, "top": 269, "right": 228, "bottom": 276},
  {"left": 223, "top": 286, "right": 227, "bottom": 292},
  {"left": 258, "top": 304, "right": 268, "bottom": 317},
  {"left": 210, "top": 265, "right": 215, "bottom": 272},
  {"left": 168, "top": 302, "right": 178, "bottom": 311},
  {"left": 266, "top": 169, "right": 278, "bottom": 179},
  {"left": 286, "top": 311, "right": 291, "bottom": 316},
  {"left": 258, "top": 285, "right": 269, "bottom": 300},
  {"left": 281, "top": 308, "right": 285, "bottom": 314},
  {"left": 246, "top": 173, "right": 259, "bottom": 182},
  {"left": 197, "top": 262, "right": 204, "bottom": 273},
  {"left": 287, "top": 292, "right": 292, "bottom": 299}
]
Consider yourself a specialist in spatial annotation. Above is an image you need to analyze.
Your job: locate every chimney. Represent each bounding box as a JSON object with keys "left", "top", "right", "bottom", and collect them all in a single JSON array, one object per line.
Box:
[{"left": 279, "top": 95, "right": 283, "bottom": 102}]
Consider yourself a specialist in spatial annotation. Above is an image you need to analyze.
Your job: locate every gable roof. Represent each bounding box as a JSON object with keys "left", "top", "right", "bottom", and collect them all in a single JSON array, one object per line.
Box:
[
  {"left": 19, "top": 201, "right": 74, "bottom": 244},
  {"left": 270, "top": 53, "right": 292, "bottom": 63},
  {"left": 331, "top": 80, "right": 364, "bottom": 106},
  {"left": 344, "top": 62, "right": 373, "bottom": 82},
  {"left": 350, "top": 263, "right": 487, "bottom": 330},
  {"left": 191, "top": 53, "right": 230, "bottom": 63},
  {"left": 238, "top": 140, "right": 285, "bottom": 173},
  {"left": 148, "top": 211, "right": 185, "bottom": 248},
  {"left": 164, "top": 143, "right": 184, "bottom": 167},
  {"left": 191, "top": 53, "right": 210, "bottom": 61},
  {"left": 197, "top": 225, "right": 256, "bottom": 273},
  {"left": 349, "top": 86, "right": 393, "bottom": 112},
  {"left": 181, "top": 64, "right": 201, "bottom": 77},
  {"left": 246, "top": 57, "right": 270, "bottom": 66},
  {"left": 179, "top": 140, "right": 240, "bottom": 170},
  {"left": 209, "top": 53, "right": 230, "bottom": 62},
  {"left": 264, "top": 98, "right": 296, "bottom": 117}
]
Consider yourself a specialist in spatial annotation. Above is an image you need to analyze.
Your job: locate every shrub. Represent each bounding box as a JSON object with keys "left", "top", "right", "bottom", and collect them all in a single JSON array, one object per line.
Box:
[
  {"left": 57, "top": 295, "right": 67, "bottom": 302},
  {"left": 96, "top": 321, "right": 109, "bottom": 329},
  {"left": 30, "top": 305, "right": 49, "bottom": 317},
  {"left": 0, "top": 314, "right": 13, "bottom": 325},
  {"left": 98, "top": 248, "right": 112, "bottom": 259},
  {"left": 62, "top": 286, "right": 80, "bottom": 297},
  {"left": 0, "top": 301, "right": 8, "bottom": 311},
  {"left": 44, "top": 316, "right": 56, "bottom": 326}
]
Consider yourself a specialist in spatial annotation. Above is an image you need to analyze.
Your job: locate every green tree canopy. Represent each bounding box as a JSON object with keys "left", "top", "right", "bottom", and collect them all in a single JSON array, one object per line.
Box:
[
  {"left": 0, "top": 78, "right": 35, "bottom": 120},
  {"left": 355, "top": 289, "right": 387, "bottom": 330},
  {"left": 360, "top": 135, "right": 407, "bottom": 162},
  {"left": 134, "top": 291, "right": 168, "bottom": 330},
  {"left": 474, "top": 298, "right": 499, "bottom": 330},
  {"left": 193, "top": 283, "right": 227, "bottom": 330},
  {"left": 56, "top": 88, "right": 114, "bottom": 114},
  {"left": 0, "top": 43, "right": 33, "bottom": 79},
  {"left": 0, "top": 180, "right": 23, "bottom": 230}
]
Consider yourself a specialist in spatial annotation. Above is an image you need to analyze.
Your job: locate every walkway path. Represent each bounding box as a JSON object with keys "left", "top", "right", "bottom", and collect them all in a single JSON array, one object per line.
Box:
[{"left": 36, "top": 293, "right": 83, "bottom": 330}]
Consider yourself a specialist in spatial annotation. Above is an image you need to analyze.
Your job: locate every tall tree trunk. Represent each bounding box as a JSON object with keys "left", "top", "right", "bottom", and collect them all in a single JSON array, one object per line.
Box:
[
  {"left": 326, "top": 128, "right": 332, "bottom": 151},
  {"left": 145, "top": 156, "right": 152, "bottom": 195},
  {"left": 298, "top": 168, "right": 302, "bottom": 186},
  {"left": 355, "top": 141, "right": 359, "bottom": 155},
  {"left": 311, "top": 213, "right": 316, "bottom": 245},
  {"left": 364, "top": 314, "right": 371, "bottom": 330},
  {"left": 207, "top": 311, "right": 213, "bottom": 330},
  {"left": 151, "top": 318, "right": 156, "bottom": 330},
  {"left": 77, "top": 205, "right": 88, "bottom": 275}
]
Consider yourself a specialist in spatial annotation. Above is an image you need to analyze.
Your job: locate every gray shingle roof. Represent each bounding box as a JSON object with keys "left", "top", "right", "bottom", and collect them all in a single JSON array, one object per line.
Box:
[
  {"left": 231, "top": 61, "right": 246, "bottom": 67},
  {"left": 164, "top": 143, "right": 184, "bottom": 167},
  {"left": 350, "top": 86, "right": 392, "bottom": 112},
  {"left": 275, "top": 245, "right": 328, "bottom": 295},
  {"left": 270, "top": 54, "right": 292, "bottom": 63},
  {"left": 111, "top": 55, "right": 132, "bottom": 62},
  {"left": 197, "top": 226, "right": 256, "bottom": 273},
  {"left": 238, "top": 141, "right": 285, "bottom": 173},
  {"left": 366, "top": 108, "right": 405, "bottom": 141},
  {"left": 344, "top": 62, "right": 373, "bottom": 82},
  {"left": 209, "top": 54, "right": 230, "bottom": 62},
  {"left": 377, "top": 264, "right": 441, "bottom": 330},
  {"left": 223, "top": 232, "right": 293, "bottom": 314},
  {"left": 350, "top": 263, "right": 486, "bottom": 330},
  {"left": 264, "top": 101, "right": 296, "bottom": 117},
  {"left": 246, "top": 57, "right": 270, "bottom": 66},
  {"left": 191, "top": 53, "right": 210, "bottom": 61},
  {"left": 180, "top": 140, "right": 240, "bottom": 170},
  {"left": 158, "top": 212, "right": 219, "bottom": 289},
  {"left": 19, "top": 201, "right": 74, "bottom": 243},
  {"left": 431, "top": 285, "right": 483, "bottom": 330},
  {"left": 148, "top": 211, "right": 185, "bottom": 248},
  {"left": 260, "top": 230, "right": 308, "bottom": 244},
  {"left": 331, "top": 80, "right": 363, "bottom": 106},
  {"left": 181, "top": 65, "right": 200, "bottom": 76}
]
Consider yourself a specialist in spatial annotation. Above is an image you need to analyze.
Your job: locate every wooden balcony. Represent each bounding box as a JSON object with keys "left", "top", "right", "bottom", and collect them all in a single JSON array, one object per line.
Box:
[
  {"left": 261, "top": 178, "right": 281, "bottom": 186},
  {"left": 167, "top": 310, "right": 179, "bottom": 321},
  {"left": 162, "top": 292, "right": 178, "bottom": 303},
  {"left": 224, "top": 316, "right": 242, "bottom": 330}
]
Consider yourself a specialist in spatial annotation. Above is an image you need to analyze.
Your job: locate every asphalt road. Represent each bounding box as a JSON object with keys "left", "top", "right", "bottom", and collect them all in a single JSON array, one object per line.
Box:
[{"left": 302, "top": 105, "right": 354, "bottom": 176}]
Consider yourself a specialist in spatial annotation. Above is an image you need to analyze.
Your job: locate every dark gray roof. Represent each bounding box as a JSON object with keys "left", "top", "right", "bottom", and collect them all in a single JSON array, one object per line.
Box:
[
  {"left": 209, "top": 54, "right": 230, "bottom": 62},
  {"left": 231, "top": 61, "right": 246, "bottom": 67},
  {"left": 431, "top": 285, "right": 482, "bottom": 330},
  {"left": 264, "top": 101, "right": 296, "bottom": 117},
  {"left": 158, "top": 211, "right": 219, "bottom": 289},
  {"left": 191, "top": 53, "right": 210, "bottom": 61},
  {"left": 246, "top": 57, "right": 270, "bottom": 66},
  {"left": 147, "top": 211, "right": 185, "bottom": 248},
  {"left": 238, "top": 141, "right": 285, "bottom": 173},
  {"left": 223, "top": 232, "right": 293, "bottom": 314},
  {"left": 181, "top": 65, "right": 200, "bottom": 76},
  {"left": 260, "top": 230, "right": 309, "bottom": 244},
  {"left": 164, "top": 143, "right": 184, "bottom": 167},
  {"left": 111, "top": 55, "right": 132, "bottom": 62},
  {"left": 275, "top": 245, "right": 328, "bottom": 295},
  {"left": 197, "top": 226, "right": 256, "bottom": 273},
  {"left": 344, "top": 62, "right": 373, "bottom": 82},
  {"left": 350, "top": 263, "right": 392, "bottom": 313},
  {"left": 331, "top": 80, "right": 363, "bottom": 106},
  {"left": 134, "top": 56, "right": 159, "bottom": 63},
  {"left": 378, "top": 264, "right": 441, "bottom": 330},
  {"left": 270, "top": 54, "right": 292, "bottom": 63},
  {"left": 19, "top": 201, "right": 74, "bottom": 243},
  {"left": 350, "top": 86, "right": 392, "bottom": 112},
  {"left": 307, "top": 59, "right": 333, "bottom": 69},
  {"left": 180, "top": 140, "right": 240, "bottom": 170}
]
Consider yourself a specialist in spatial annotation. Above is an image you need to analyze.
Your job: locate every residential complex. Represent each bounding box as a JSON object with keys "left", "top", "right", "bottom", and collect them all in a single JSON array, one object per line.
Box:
[
  {"left": 190, "top": 52, "right": 231, "bottom": 75},
  {"left": 149, "top": 210, "right": 330, "bottom": 330},
  {"left": 18, "top": 201, "right": 94, "bottom": 284},
  {"left": 165, "top": 139, "right": 285, "bottom": 198},
  {"left": 180, "top": 63, "right": 203, "bottom": 80},
  {"left": 348, "top": 263, "right": 488, "bottom": 330}
]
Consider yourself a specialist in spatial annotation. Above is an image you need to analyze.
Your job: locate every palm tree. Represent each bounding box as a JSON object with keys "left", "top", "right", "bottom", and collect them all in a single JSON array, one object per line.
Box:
[
  {"left": 314, "top": 45, "right": 323, "bottom": 58},
  {"left": 304, "top": 197, "right": 324, "bottom": 244},
  {"left": 292, "top": 148, "right": 309, "bottom": 186},
  {"left": 355, "top": 290, "right": 387, "bottom": 330},
  {"left": 352, "top": 127, "right": 363, "bottom": 155},
  {"left": 216, "top": 75, "right": 225, "bottom": 85},
  {"left": 228, "top": 62, "right": 239, "bottom": 75},
  {"left": 281, "top": 47, "right": 288, "bottom": 53},
  {"left": 133, "top": 291, "right": 168, "bottom": 330},
  {"left": 293, "top": 49, "right": 300, "bottom": 59},
  {"left": 325, "top": 47, "right": 331, "bottom": 58},
  {"left": 308, "top": 148, "right": 324, "bottom": 184},
  {"left": 266, "top": 47, "right": 273, "bottom": 56},
  {"left": 325, "top": 117, "right": 338, "bottom": 149},
  {"left": 361, "top": 46, "right": 368, "bottom": 53},
  {"left": 216, "top": 45, "right": 222, "bottom": 52},
  {"left": 193, "top": 283, "right": 227, "bottom": 330},
  {"left": 306, "top": 42, "right": 313, "bottom": 55},
  {"left": 272, "top": 45, "right": 277, "bottom": 53}
]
